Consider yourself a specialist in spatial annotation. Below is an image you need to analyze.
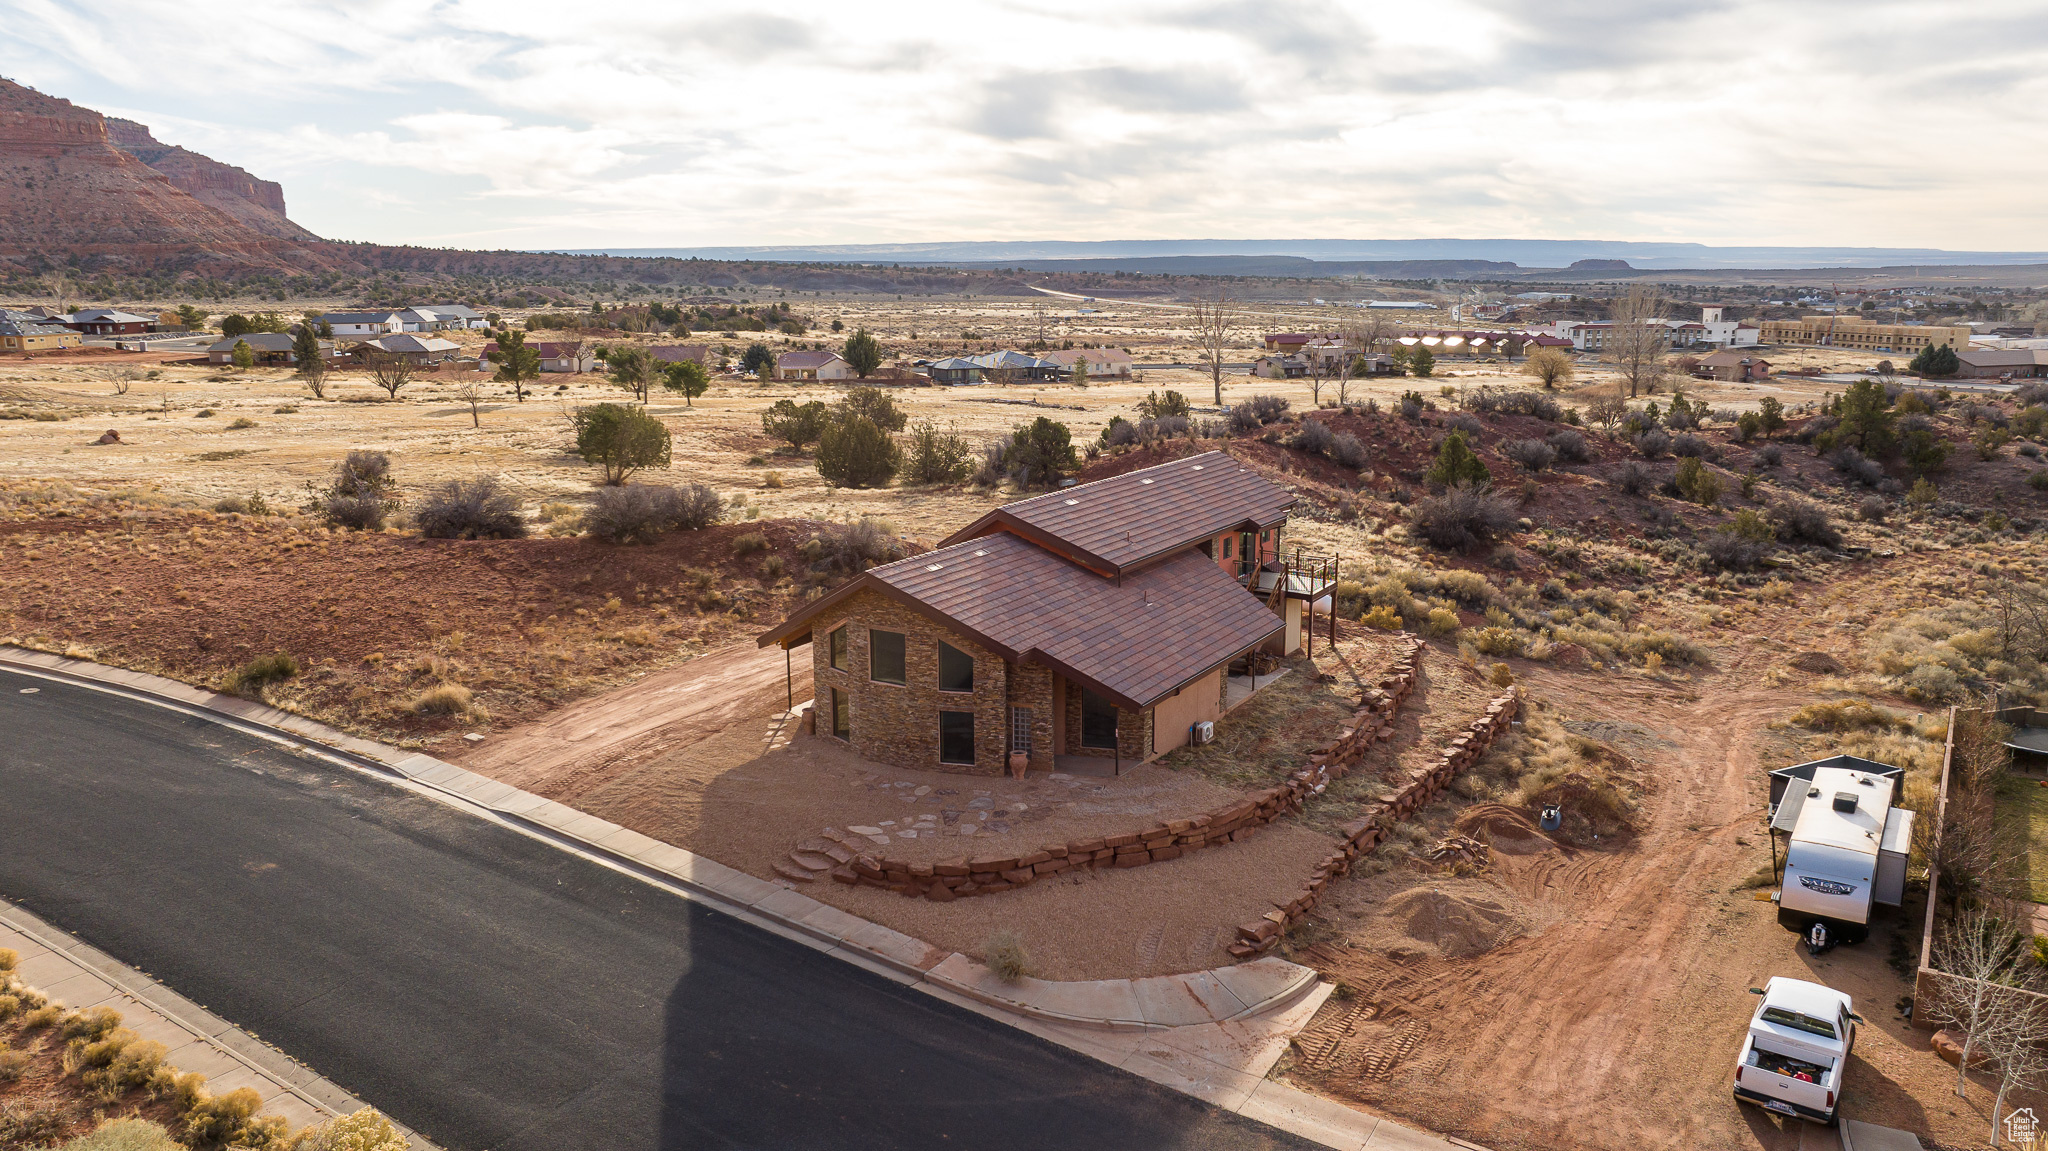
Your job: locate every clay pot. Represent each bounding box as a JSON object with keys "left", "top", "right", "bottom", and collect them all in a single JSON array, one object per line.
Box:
[{"left": 1008, "top": 751, "right": 1029, "bottom": 779}]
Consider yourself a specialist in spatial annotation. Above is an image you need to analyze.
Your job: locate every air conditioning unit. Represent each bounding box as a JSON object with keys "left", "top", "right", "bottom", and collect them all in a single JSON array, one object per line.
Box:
[{"left": 1191, "top": 721, "right": 1215, "bottom": 746}]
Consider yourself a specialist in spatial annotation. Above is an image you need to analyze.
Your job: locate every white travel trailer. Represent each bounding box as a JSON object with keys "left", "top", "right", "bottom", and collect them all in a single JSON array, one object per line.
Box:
[{"left": 1768, "top": 756, "right": 1914, "bottom": 953}]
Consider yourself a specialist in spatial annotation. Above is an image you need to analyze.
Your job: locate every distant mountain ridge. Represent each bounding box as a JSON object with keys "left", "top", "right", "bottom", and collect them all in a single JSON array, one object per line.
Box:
[
  {"left": 572, "top": 239, "right": 2048, "bottom": 272},
  {"left": 0, "top": 77, "right": 333, "bottom": 274}
]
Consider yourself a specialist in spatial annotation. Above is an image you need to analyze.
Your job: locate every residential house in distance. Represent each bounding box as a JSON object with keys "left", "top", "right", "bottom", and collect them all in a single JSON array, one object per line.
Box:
[
  {"left": 207, "top": 333, "right": 337, "bottom": 365},
  {"left": 1262, "top": 332, "right": 1330, "bottom": 351},
  {"left": 359, "top": 334, "right": 462, "bottom": 364},
  {"left": 320, "top": 311, "right": 406, "bottom": 337},
  {"left": 61, "top": 308, "right": 153, "bottom": 336},
  {"left": 757, "top": 451, "right": 1336, "bottom": 776},
  {"left": 483, "top": 339, "right": 594, "bottom": 372},
  {"left": 776, "top": 350, "right": 855, "bottom": 381},
  {"left": 417, "top": 303, "right": 488, "bottom": 329},
  {"left": 651, "top": 345, "right": 712, "bottom": 368},
  {"left": 927, "top": 356, "right": 981, "bottom": 385},
  {"left": 1757, "top": 316, "right": 1971, "bottom": 353},
  {"left": 1697, "top": 350, "right": 1772, "bottom": 383},
  {"left": 0, "top": 310, "right": 83, "bottom": 352},
  {"left": 1253, "top": 354, "right": 1309, "bottom": 379},
  {"left": 1954, "top": 349, "right": 2048, "bottom": 379},
  {"left": 1041, "top": 347, "right": 1134, "bottom": 379}
]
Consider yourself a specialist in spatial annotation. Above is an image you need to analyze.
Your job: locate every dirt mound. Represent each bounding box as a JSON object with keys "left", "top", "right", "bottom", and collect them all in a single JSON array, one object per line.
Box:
[
  {"left": 1455, "top": 804, "right": 1559, "bottom": 856},
  {"left": 1375, "top": 887, "right": 1528, "bottom": 959},
  {"left": 1788, "top": 651, "right": 1845, "bottom": 674}
]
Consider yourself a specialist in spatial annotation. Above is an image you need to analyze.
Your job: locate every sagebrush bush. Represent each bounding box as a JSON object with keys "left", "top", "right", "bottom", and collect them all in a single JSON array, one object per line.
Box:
[
  {"left": 415, "top": 476, "right": 527, "bottom": 540},
  {"left": 53, "top": 1118, "right": 182, "bottom": 1151},
  {"left": 294, "top": 1108, "right": 411, "bottom": 1151},
  {"left": 731, "top": 532, "right": 768, "bottom": 557},
  {"left": 1754, "top": 443, "right": 1783, "bottom": 468},
  {"left": 1701, "top": 531, "right": 1763, "bottom": 571},
  {"left": 1789, "top": 699, "right": 1905, "bottom": 732},
  {"left": 585, "top": 483, "right": 723, "bottom": 543},
  {"left": 324, "top": 449, "right": 396, "bottom": 530},
  {"left": 1615, "top": 460, "right": 1653, "bottom": 497},
  {"left": 1634, "top": 429, "right": 1671, "bottom": 459},
  {"left": 806, "top": 518, "right": 903, "bottom": 573},
  {"left": 1502, "top": 438, "right": 1556, "bottom": 472},
  {"left": 1769, "top": 498, "right": 1842, "bottom": 548},
  {"left": 1408, "top": 483, "right": 1517, "bottom": 551},
  {"left": 1546, "top": 429, "right": 1590, "bottom": 462}
]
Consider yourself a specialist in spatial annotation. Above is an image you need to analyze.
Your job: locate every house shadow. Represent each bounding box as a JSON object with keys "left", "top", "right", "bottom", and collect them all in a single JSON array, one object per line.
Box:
[{"left": 652, "top": 902, "right": 1316, "bottom": 1150}]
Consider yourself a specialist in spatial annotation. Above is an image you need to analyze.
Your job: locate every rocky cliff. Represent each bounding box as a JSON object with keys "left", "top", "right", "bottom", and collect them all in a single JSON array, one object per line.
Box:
[
  {"left": 105, "top": 117, "right": 317, "bottom": 241},
  {"left": 0, "top": 79, "right": 335, "bottom": 273}
]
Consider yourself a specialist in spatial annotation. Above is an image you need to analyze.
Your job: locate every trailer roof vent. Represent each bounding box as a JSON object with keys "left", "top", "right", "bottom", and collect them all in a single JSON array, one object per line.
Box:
[
  {"left": 1832, "top": 791, "right": 1860, "bottom": 813},
  {"left": 1807, "top": 787, "right": 1821, "bottom": 798}
]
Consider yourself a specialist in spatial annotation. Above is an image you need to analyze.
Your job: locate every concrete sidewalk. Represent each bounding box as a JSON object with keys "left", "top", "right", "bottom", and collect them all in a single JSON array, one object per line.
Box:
[
  {"left": 0, "top": 899, "right": 437, "bottom": 1150},
  {"left": 0, "top": 645, "right": 1463, "bottom": 1151}
]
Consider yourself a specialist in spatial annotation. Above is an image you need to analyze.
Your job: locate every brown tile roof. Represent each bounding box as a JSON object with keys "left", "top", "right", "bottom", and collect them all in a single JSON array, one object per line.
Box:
[
  {"left": 940, "top": 450, "right": 1292, "bottom": 576},
  {"left": 758, "top": 532, "right": 1280, "bottom": 709}
]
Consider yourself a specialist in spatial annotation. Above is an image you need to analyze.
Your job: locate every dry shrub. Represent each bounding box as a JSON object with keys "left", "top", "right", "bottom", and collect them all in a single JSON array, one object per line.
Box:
[
  {"left": 293, "top": 1107, "right": 410, "bottom": 1151},
  {"left": 985, "top": 931, "right": 1031, "bottom": 982},
  {"left": 410, "top": 682, "right": 478, "bottom": 718},
  {"left": 415, "top": 476, "right": 527, "bottom": 540},
  {"left": 1788, "top": 699, "right": 1906, "bottom": 732},
  {"left": 180, "top": 1086, "right": 265, "bottom": 1147},
  {"left": 1409, "top": 483, "right": 1517, "bottom": 551},
  {"left": 731, "top": 532, "right": 768, "bottom": 557},
  {"left": 1478, "top": 704, "right": 1640, "bottom": 845},
  {"left": 220, "top": 652, "right": 297, "bottom": 698},
  {"left": 802, "top": 518, "right": 904, "bottom": 574},
  {"left": 585, "top": 483, "right": 723, "bottom": 544}
]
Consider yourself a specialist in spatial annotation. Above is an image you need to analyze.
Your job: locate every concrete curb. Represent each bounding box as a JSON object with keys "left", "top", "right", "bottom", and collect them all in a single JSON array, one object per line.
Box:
[
  {"left": 0, "top": 646, "right": 1464, "bottom": 1150},
  {"left": 0, "top": 898, "right": 440, "bottom": 1150}
]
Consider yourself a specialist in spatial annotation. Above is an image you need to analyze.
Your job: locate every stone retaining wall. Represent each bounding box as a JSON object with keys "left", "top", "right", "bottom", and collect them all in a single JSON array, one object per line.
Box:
[
  {"left": 1229, "top": 687, "right": 1522, "bottom": 958},
  {"left": 825, "top": 638, "right": 1430, "bottom": 901}
]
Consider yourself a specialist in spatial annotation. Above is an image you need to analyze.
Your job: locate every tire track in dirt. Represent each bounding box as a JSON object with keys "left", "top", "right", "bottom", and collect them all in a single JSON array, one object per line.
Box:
[{"left": 1294, "top": 655, "right": 1827, "bottom": 1151}]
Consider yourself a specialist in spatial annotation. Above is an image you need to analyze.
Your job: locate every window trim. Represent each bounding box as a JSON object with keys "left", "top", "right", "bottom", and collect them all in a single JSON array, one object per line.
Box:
[
  {"left": 869, "top": 628, "right": 907, "bottom": 686},
  {"left": 938, "top": 709, "right": 976, "bottom": 765},
  {"left": 937, "top": 641, "right": 974, "bottom": 693},
  {"left": 827, "top": 625, "right": 847, "bottom": 672}
]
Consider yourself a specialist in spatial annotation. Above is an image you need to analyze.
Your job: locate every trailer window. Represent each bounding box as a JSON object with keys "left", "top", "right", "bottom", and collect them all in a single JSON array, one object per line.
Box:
[{"left": 1760, "top": 1007, "right": 1836, "bottom": 1038}]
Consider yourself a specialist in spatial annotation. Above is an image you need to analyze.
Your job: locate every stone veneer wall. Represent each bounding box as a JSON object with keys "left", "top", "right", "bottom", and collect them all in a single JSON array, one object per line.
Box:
[
  {"left": 1228, "top": 686, "right": 1522, "bottom": 958},
  {"left": 811, "top": 589, "right": 1011, "bottom": 775},
  {"left": 824, "top": 638, "right": 1431, "bottom": 900}
]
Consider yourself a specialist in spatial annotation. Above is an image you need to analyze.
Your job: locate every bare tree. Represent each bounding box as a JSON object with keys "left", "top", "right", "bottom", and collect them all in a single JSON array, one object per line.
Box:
[
  {"left": 101, "top": 366, "right": 144, "bottom": 396},
  {"left": 1188, "top": 289, "right": 1239, "bottom": 407},
  {"left": 366, "top": 352, "right": 416, "bottom": 400},
  {"left": 456, "top": 380, "right": 485, "bottom": 428},
  {"left": 1606, "top": 284, "right": 1669, "bottom": 398},
  {"left": 1983, "top": 988, "right": 2048, "bottom": 1145},
  {"left": 1586, "top": 391, "right": 1629, "bottom": 435},
  {"left": 1931, "top": 898, "right": 2035, "bottom": 1099},
  {"left": 1991, "top": 578, "right": 2048, "bottom": 663},
  {"left": 1306, "top": 346, "right": 1335, "bottom": 407},
  {"left": 301, "top": 356, "right": 328, "bottom": 400}
]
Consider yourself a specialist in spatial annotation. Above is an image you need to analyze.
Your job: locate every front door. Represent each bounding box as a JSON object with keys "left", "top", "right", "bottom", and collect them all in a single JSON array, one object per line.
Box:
[{"left": 1080, "top": 689, "right": 1119, "bottom": 750}]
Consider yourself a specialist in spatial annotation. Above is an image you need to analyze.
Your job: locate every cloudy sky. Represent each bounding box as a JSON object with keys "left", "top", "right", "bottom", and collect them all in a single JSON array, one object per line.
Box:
[{"left": 6, "top": 0, "right": 2046, "bottom": 251}]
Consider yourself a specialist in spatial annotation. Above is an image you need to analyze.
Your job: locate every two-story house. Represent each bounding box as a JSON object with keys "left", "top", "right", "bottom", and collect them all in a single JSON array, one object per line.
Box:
[{"left": 757, "top": 451, "right": 1334, "bottom": 776}]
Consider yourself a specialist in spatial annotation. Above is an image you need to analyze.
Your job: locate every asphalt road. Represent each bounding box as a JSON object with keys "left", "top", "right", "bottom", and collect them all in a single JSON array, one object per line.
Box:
[{"left": 0, "top": 672, "right": 1318, "bottom": 1151}]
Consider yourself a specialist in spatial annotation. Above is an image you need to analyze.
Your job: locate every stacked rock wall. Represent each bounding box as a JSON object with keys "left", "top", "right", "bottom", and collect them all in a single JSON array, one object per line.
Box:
[
  {"left": 827, "top": 638, "right": 1429, "bottom": 900},
  {"left": 1229, "top": 687, "right": 1522, "bottom": 958}
]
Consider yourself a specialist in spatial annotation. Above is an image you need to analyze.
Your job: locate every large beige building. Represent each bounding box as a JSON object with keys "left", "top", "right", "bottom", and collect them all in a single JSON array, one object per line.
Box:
[{"left": 1756, "top": 315, "right": 1970, "bottom": 353}]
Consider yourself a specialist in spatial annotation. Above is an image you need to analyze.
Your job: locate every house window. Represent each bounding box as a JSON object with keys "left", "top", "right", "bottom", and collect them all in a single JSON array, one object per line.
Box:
[
  {"left": 831, "top": 687, "right": 850, "bottom": 740},
  {"left": 1223, "top": 536, "right": 1234, "bottom": 559},
  {"left": 1080, "top": 690, "right": 1119, "bottom": 750},
  {"left": 870, "top": 629, "right": 906, "bottom": 685},
  {"left": 1010, "top": 707, "right": 1033, "bottom": 754},
  {"left": 828, "top": 626, "right": 847, "bottom": 672},
  {"left": 938, "top": 642, "right": 974, "bottom": 692},
  {"left": 939, "top": 711, "right": 975, "bottom": 764}
]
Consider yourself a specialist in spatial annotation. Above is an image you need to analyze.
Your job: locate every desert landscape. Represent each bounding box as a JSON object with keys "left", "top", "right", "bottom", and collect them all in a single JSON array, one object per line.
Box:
[{"left": 5, "top": 282, "right": 2047, "bottom": 1150}]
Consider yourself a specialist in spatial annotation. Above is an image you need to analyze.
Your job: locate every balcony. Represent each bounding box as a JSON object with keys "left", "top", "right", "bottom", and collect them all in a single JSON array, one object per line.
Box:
[{"left": 1238, "top": 547, "right": 1338, "bottom": 603}]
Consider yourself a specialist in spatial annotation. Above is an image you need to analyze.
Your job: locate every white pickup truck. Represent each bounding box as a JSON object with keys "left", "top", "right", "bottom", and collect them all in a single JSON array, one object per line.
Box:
[{"left": 1733, "top": 977, "right": 1862, "bottom": 1126}]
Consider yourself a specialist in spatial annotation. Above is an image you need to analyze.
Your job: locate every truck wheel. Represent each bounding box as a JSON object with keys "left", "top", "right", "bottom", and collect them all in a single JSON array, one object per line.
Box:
[{"left": 1824, "top": 1112, "right": 1839, "bottom": 1128}]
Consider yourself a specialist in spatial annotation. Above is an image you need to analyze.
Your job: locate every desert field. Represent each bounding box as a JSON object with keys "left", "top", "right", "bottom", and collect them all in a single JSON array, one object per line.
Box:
[{"left": 5, "top": 296, "right": 2045, "bottom": 1151}]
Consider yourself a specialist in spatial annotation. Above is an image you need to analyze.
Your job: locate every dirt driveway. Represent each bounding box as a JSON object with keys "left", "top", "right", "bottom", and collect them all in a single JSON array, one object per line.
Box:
[{"left": 1285, "top": 639, "right": 2036, "bottom": 1151}]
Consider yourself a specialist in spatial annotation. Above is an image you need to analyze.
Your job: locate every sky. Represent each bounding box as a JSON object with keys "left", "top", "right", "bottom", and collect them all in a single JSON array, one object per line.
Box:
[{"left": 5, "top": 0, "right": 2047, "bottom": 252}]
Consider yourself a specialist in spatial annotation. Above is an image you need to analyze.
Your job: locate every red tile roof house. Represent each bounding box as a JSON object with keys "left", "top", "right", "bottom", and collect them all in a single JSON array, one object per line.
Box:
[
  {"left": 776, "top": 349, "right": 855, "bottom": 380},
  {"left": 758, "top": 451, "right": 1337, "bottom": 777}
]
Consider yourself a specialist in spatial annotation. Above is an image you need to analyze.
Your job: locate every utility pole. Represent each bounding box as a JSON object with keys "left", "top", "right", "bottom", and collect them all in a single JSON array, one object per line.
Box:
[{"left": 1825, "top": 281, "right": 1840, "bottom": 347}]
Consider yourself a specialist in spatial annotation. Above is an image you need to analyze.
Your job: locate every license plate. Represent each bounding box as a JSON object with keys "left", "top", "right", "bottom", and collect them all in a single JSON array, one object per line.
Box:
[{"left": 1763, "top": 1100, "right": 1799, "bottom": 1117}]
